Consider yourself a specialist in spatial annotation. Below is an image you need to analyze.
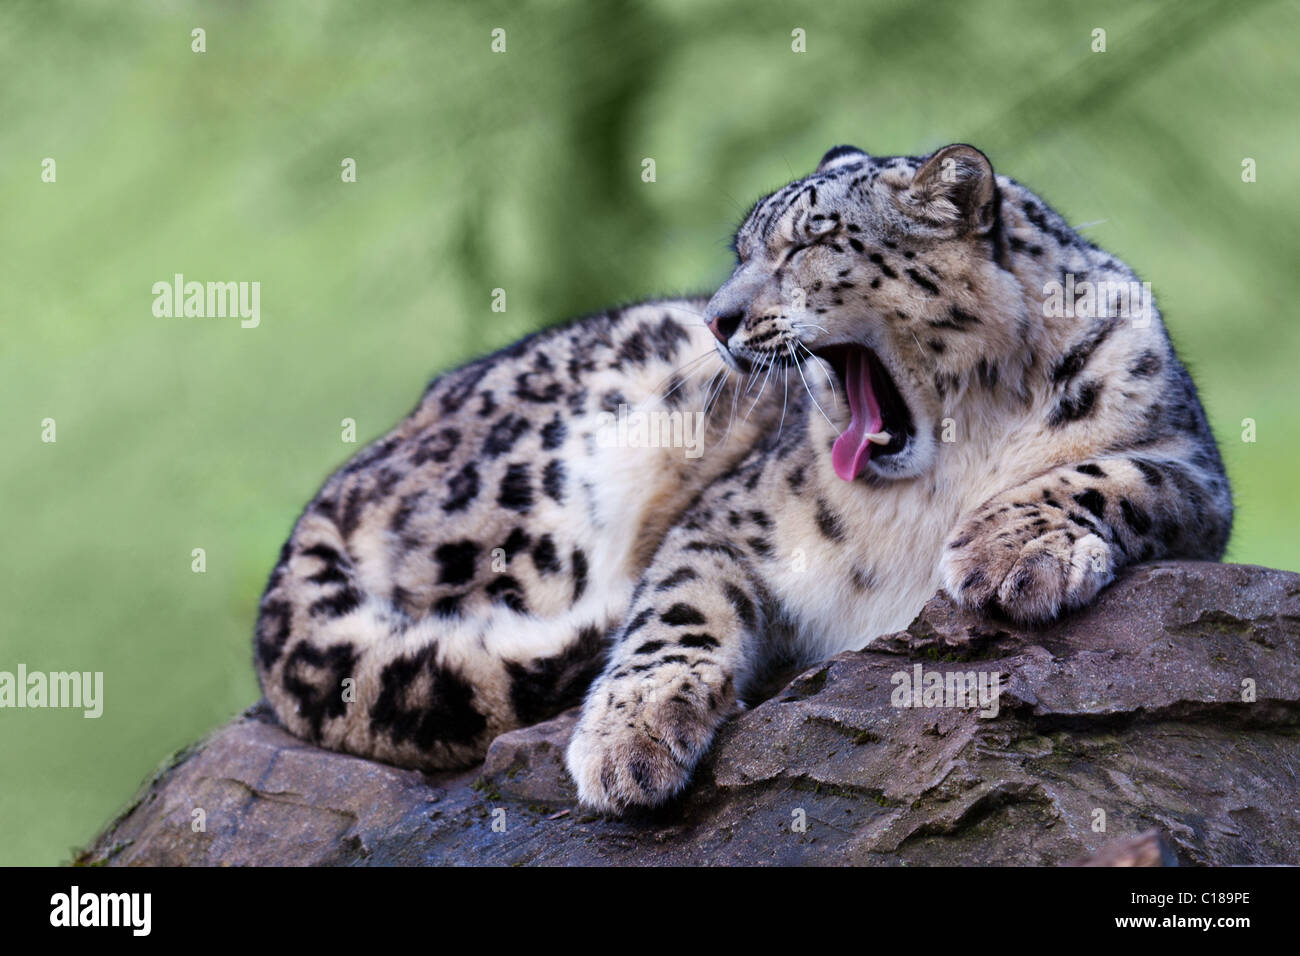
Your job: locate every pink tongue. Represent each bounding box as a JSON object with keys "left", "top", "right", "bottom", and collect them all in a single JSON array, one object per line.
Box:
[{"left": 831, "top": 349, "right": 883, "bottom": 481}]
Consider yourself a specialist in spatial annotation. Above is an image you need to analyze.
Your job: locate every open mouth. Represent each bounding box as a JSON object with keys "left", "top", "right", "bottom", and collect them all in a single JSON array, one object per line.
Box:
[{"left": 812, "top": 345, "right": 914, "bottom": 480}]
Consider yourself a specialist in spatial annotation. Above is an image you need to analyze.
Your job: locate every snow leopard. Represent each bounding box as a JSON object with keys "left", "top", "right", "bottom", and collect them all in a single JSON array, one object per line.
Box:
[{"left": 254, "top": 143, "right": 1232, "bottom": 813}]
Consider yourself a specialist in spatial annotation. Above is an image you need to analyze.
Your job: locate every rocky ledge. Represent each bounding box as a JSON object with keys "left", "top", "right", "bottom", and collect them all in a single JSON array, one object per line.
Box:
[{"left": 80, "top": 561, "right": 1300, "bottom": 866}]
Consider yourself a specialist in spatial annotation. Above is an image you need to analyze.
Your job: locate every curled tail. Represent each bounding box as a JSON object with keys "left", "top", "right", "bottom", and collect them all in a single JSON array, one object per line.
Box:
[{"left": 254, "top": 506, "right": 607, "bottom": 770}]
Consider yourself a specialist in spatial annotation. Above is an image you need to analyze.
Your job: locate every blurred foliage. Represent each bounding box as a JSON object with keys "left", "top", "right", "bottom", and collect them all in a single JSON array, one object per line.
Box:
[{"left": 1, "top": 0, "right": 1296, "bottom": 864}]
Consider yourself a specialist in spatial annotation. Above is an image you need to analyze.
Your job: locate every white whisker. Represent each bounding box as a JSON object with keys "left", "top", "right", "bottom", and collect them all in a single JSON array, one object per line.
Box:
[
  {"left": 743, "top": 352, "right": 771, "bottom": 397},
  {"left": 796, "top": 341, "right": 838, "bottom": 411},
  {"left": 641, "top": 350, "right": 714, "bottom": 404},
  {"left": 908, "top": 329, "right": 936, "bottom": 371},
  {"left": 721, "top": 367, "right": 742, "bottom": 445},
  {"left": 743, "top": 353, "right": 777, "bottom": 424},
  {"left": 632, "top": 354, "right": 716, "bottom": 415},
  {"left": 777, "top": 363, "right": 790, "bottom": 438},
  {"left": 701, "top": 367, "right": 731, "bottom": 424},
  {"left": 697, "top": 366, "right": 723, "bottom": 417},
  {"left": 789, "top": 343, "right": 836, "bottom": 429}
]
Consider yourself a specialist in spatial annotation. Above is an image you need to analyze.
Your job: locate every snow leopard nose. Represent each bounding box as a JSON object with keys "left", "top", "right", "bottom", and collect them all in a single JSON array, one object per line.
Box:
[{"left": 708, "top": 308, "right": 744, "bottom": 344}]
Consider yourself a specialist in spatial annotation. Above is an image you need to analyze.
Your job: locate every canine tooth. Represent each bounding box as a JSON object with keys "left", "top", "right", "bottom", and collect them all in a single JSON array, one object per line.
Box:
[{"left": 866, "top": 431, "right": 892, "bottom": 445}]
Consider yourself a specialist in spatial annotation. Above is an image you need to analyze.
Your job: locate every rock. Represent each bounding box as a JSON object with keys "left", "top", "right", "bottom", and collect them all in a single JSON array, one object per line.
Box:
[{"left": 80, "top": 562, "right": 1300, "bottom": 866}]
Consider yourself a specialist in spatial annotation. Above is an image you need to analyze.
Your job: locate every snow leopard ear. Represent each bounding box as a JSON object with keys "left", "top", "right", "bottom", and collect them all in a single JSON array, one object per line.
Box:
[
  {"left": 817, "top": 145, "right": 867, "bottom": 172},
  {"left": 901, "top": 144, "right": 998, "bottom": 235}
]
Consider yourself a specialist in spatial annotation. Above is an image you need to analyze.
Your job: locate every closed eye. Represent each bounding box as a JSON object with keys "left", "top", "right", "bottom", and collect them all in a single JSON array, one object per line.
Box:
[{"left": 780, "top": 243, "right": 810, "bottom": 266}]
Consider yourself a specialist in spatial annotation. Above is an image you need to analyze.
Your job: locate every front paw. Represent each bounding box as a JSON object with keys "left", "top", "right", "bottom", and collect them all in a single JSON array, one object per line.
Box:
[
  {"left": 942, "top": 517, "right": 1114, "bottom": 623},
  {"left": 565, "top": 679, "right": 717, "bottom": 814}
]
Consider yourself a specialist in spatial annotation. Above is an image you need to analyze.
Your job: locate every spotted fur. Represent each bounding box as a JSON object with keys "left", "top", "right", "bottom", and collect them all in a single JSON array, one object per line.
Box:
[{"left": 255, "top": 143, "right": 1231, "bottom": 814}]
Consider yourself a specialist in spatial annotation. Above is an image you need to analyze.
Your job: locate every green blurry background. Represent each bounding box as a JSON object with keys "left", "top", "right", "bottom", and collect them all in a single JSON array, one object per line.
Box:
[{"left": 2, "top": 0, "right": 1296, "bottom": 865}]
